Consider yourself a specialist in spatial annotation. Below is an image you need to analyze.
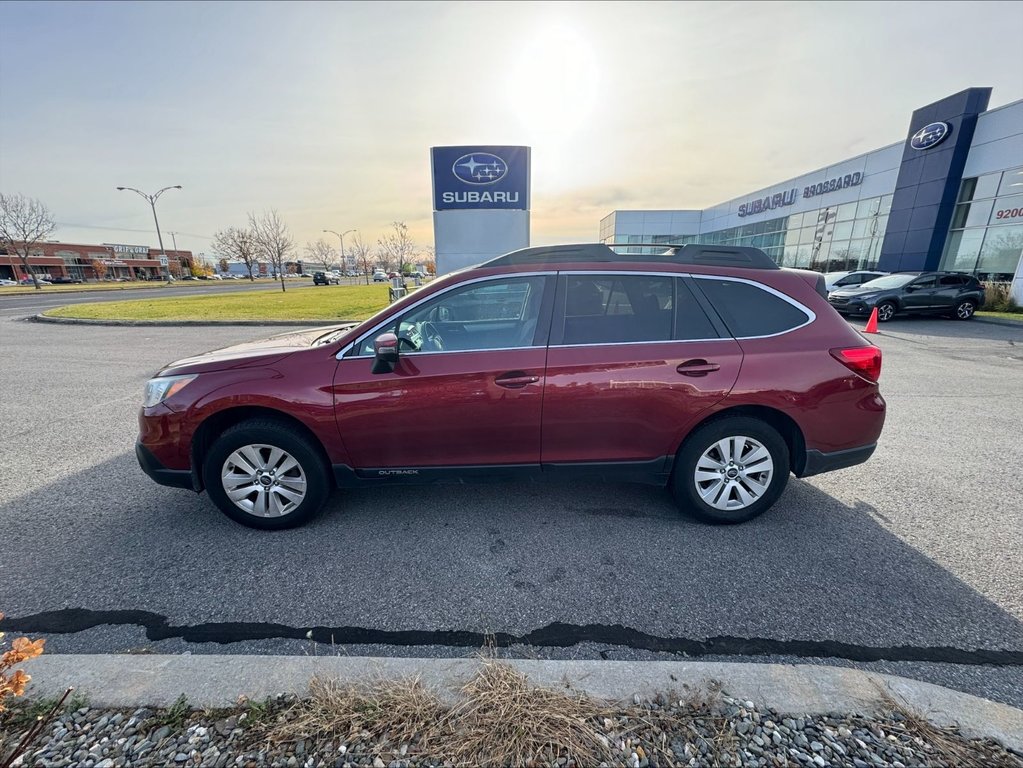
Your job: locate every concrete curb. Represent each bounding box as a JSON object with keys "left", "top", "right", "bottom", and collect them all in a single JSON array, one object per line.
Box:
[
  {"left": 30, "top": 314, "right": 348, "bottom": 328},
  {"left": 21, "top": 655, "right": 1023, "bottom": 751},
  {"left": 975, "top": 315, "right": 1023, "bottom": 328}
]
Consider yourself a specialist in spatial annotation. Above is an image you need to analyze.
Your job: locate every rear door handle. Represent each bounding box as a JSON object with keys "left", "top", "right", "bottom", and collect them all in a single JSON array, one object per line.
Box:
[
  {"left": 677, "top": 359, "right": 720, "bottom": 376},
  {"left": 495, "top": 372, "right": 541, "bottom": 388}
]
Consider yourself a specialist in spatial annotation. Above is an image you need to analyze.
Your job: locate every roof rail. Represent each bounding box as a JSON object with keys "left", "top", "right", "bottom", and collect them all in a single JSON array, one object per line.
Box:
[{"left": 482, "top": 243, "right": 779, "bottom": 270}]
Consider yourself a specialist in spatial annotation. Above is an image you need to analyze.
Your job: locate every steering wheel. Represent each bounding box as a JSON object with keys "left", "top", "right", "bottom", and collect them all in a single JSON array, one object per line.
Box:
[{"left": 420, "top": 321, "right": 445, "bottom": 352}]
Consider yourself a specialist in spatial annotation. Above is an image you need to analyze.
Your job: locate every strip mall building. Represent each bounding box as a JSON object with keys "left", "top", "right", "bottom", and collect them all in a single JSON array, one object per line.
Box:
[
  {"left": 600, "top": 89, "right": 1023, "bottom": 298},
  {"left": 0, "top": 241, "right": 193, "bottom": 281}
]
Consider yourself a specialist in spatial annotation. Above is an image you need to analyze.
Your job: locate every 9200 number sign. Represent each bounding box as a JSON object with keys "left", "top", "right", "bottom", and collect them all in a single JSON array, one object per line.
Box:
[
  {"left": 994, "top": 206, "right": 1023, "bottom": 221},
  {"left": 803, "top": 172, "right": 862, "bottom": 199}
]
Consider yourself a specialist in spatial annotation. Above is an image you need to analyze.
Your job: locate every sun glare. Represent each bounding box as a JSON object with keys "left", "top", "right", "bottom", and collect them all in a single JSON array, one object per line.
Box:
[{"left": 506, "top": 26, "right": 598, "bottom": 145}]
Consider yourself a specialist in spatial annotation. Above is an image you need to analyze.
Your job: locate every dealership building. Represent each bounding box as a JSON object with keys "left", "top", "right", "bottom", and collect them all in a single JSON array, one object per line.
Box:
[
  {"left": 0, "top": 241, "right": 193, "bottom": 281},
  {"left": 599, "top": 88, "right": 1023, "bottom": 294}
]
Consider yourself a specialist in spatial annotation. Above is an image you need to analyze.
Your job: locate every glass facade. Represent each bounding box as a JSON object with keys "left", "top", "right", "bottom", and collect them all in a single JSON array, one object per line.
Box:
[
  {"left": 941, "top": 166, "right": 1023, "bottom": 281},
  {"left": 603, "top": 194, "right": 893, "bottom": 272}
]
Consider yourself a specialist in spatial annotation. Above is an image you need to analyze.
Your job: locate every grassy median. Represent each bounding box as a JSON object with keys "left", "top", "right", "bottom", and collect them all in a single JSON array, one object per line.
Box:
[
  {"left": 0, "top": 281, "right": 247, "bottom": 296},
  {"left": 977, "top": 310, "right": 1023, "bottom": 322},
  {"left": 43, "top": 284, "right": 392, "bottom": 322}
]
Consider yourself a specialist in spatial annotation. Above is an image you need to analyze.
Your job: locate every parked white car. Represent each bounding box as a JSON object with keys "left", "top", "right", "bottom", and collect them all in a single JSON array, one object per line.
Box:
[{"left": 824, "top": 270, "right": 887, "bottom": 292}]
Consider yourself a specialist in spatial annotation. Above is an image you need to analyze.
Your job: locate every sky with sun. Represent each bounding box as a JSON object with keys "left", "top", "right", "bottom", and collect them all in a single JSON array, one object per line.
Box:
[{"left": 1, "top": 1, "right": 1021, "bottom": 259}]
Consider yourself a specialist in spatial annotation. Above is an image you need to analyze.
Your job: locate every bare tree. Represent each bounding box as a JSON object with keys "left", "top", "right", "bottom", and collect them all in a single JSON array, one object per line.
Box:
[
  {"left": 305, "top": 238, "right": 337, "bottom": 271},
  {"left": 0, "top": 193, "right": 56, "bottom": 290},
  {"left": 348, "top": 231, "right": 373, "bottom": 284},
  {"left": 377, "top": 221, "right": 416, "bottom": 277},
  {"left": 212, "top": 226, "right": 259, "bottom": 281},
  {"left": 248, "top": 209, "right": 294, "bottom": 293}
]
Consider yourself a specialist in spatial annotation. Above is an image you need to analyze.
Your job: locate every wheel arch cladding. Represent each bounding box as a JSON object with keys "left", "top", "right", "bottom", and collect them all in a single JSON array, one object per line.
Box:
[
  {"left": 679, "top": 404, "right": 806, "bottom": 475},
  {"left": 191, "top": 406, "right": 332, "bottom": 491}
]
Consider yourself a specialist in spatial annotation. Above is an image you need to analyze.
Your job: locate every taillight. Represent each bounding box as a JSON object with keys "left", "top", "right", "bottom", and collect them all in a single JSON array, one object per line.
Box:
[{"left": 830, "top": 346, "right": 882, "bottom": 382}]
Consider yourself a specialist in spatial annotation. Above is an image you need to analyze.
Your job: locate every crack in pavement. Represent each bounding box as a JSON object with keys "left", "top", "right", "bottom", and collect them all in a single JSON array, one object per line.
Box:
[{"left": 3, "top": 609, "right": 1022, "bottom": 666}]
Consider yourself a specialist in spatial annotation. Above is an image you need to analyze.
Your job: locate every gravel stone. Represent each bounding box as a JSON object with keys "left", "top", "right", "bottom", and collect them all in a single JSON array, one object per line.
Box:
[{"left": 2, "top": 689, "right": 1019, "bottom": 768}]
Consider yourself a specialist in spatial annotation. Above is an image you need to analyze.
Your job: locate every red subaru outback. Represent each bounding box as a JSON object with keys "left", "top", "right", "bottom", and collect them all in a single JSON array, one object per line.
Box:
[{"left": 137, "top": 244, "right": 885, "bottom": 529}]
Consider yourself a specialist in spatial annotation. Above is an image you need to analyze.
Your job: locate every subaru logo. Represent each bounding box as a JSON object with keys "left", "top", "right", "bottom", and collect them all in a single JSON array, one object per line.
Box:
[
  {"left": 452, "top": 152, "right": 508, "bottom": 185},
  {"left": 910, "top": 121, "right": 951, "bottom": 151}
]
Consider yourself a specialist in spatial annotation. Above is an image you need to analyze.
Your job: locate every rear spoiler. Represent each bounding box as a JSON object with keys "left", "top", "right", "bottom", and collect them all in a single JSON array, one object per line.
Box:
[{"left": 783, "top": 268, "right": 828, "bottom": 299}]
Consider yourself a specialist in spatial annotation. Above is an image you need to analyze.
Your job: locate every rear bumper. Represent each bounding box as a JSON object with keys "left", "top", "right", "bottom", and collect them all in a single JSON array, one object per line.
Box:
[
  {"left": 136, "top": 441, "right": 196, "bottom": 491},
  {"left": 798, "top": 443, "right": 876, "bottom": 478}
]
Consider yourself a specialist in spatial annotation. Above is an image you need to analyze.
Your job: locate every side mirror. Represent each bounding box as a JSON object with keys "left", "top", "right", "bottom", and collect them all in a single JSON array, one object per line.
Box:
[
  {"left": 372, "top": 332, "right": 399, "bottom": 374},
  {"left": 905, "top": 285, "right": 917, "bottom": 292}
]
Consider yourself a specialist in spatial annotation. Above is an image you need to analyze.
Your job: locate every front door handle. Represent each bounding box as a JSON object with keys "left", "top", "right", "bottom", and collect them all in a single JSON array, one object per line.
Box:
[
  {"left": 495, "top": 372, "right": 541, "bottom": 389},
  {"left": 677, "top": 359, "right": 720, "bottom": 377}
]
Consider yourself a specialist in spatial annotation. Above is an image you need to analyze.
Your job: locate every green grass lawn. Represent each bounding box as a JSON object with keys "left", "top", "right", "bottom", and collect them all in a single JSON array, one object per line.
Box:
[
  {"left": 43, "top": 284, "right": 392, "bottom": 322},
  {"left": 977, "top": 310, "right": 1023, "bottom": 322},
  {"left": 0, "top": 280, "right": 241, "bottom": 296}
]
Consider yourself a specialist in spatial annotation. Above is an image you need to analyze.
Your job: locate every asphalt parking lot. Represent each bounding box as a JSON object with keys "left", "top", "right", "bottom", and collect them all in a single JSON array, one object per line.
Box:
[{"left": 1, "top": 310, "right": 1021, "bottom": 707}]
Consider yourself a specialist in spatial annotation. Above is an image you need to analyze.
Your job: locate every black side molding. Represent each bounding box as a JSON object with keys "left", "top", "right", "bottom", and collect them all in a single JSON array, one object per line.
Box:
[
  {"left": 332, "top": 458, "right": 674, "bottom": 489},
  {"left": 797, "top": 444, "right": 876, "bottom": 478},
  {"left": 136, "top": 442, "right": 198, "bottom": 491}
]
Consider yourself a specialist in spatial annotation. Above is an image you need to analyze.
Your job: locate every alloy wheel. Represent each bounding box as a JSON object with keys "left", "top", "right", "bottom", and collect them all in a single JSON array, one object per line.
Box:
[
  {"left": 876, "top": 303, "right": 895, "bottom": 322},
  {"left": 221, "top": 443, "right": 307, "bottom": 517},
  {"left": 693, "top": 435, "right": 775, "bottom": 511},
  {"left": 957, "top": 302, "right": 975, "bottom": 319}
]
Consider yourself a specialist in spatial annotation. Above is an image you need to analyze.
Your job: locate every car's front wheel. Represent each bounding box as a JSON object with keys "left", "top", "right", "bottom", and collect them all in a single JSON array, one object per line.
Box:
[
  {"left": 204, "top": 419, "right": 331, "bottom": 529},
  {"left": 875, "top": 301, "right": 897, "bottom": 322},
  {"left": 672, "top": 416, "right": 790, "bottom": 524},
  {"left": 953, "top": 299, "right": 977, "bottom": 320}
]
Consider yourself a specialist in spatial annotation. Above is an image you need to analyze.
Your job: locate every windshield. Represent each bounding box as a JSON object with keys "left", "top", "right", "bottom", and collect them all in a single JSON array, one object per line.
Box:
[{"left": 858, "top": 274, "right": 917, "bottom": 290}]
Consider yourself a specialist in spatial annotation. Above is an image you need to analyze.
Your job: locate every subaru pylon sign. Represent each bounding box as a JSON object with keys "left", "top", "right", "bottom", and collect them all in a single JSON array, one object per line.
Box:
[{"left": 432, "top": 146, "right": 530, "bottom": 211}]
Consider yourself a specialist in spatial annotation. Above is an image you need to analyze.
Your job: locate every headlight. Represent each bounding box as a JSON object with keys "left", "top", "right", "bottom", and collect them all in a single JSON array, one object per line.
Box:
[{"left": 143, "top": 375, "right": 196, "bottom": 408}]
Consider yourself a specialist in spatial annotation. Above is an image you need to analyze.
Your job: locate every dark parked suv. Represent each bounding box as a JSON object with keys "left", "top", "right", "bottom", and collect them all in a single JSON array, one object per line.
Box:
[
  {"left": 137, "top": 244, "right": 886, "bottom": 529},
  {"left": 312, "top": 271, "right": 339, "bottom": 286},
  {"left": 828, "top": 271, "right": 984, "bottom": 322}
]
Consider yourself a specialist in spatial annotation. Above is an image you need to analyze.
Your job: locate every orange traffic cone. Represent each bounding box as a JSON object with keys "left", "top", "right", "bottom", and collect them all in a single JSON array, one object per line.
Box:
[{"left": 863, "top": 307, "right": 879, "bottom": 334}]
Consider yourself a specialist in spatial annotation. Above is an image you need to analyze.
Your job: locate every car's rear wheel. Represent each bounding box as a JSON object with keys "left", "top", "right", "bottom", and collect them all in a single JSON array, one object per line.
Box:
[
  {"left": 875, "top": 301, "right": 896, "bottom": 322},
  {"left": 953, "top": 299, "right": 977, "bottom": 320},
  {"left": 204, "top": 420, "right": 331, "bottom": 530},
  {"left": 672, "top": 416, "right": 789, "bottom": 524}
]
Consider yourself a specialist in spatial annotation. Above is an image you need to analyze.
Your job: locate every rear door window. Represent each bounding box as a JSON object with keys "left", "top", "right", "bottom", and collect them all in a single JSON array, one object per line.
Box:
[
  {"left": 939, "top": 275, "right": 967, "bottom": 286},
  {"left": 559, "top": 274, "right": 673, "bottom": 345},
  {"left": 553, "top": 274, "right": 720, "bottom": 345},
  {"left": 693, "top": 277, "right": 812, "bottom": 338}
]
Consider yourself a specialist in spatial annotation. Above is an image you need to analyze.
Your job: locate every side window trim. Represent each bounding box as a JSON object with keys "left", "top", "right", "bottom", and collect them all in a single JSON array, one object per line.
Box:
[
  {"left": 688, "top": 274, "right": 816, "bottom": 339},
  {"left": 679, "top": 275, "right": 732, "bottom": 339},
  {"left": 338, "top": 272, "right": 556, "bottom": 359}
]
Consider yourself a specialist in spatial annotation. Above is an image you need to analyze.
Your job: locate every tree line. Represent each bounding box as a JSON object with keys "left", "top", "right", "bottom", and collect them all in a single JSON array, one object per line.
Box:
[
  {"left": 214, "top": 217, "right": 433, "bottom": 289},
  {"left": 1, "top": 191, "right": 433, "bottom": 293}
]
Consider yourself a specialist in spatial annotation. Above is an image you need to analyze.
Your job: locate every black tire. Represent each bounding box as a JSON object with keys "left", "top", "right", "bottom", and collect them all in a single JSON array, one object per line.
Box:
[
  {"left": 953, "top": 299, "right": 977, "bottom": 320},
  {"left": 875, "top": 301, "right": 897, "bottom": 322},
  {"left": 203, "top": 419, "right": 331, "bottom": 530},
  {"left": 672, "top": 416, "right": 790, "bottom": 525}
]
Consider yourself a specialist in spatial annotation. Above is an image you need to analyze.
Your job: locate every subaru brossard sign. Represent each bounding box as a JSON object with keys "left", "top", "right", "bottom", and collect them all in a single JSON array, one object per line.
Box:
[{"left": 431, "top": 145, "right": 530, "bottom": 211}]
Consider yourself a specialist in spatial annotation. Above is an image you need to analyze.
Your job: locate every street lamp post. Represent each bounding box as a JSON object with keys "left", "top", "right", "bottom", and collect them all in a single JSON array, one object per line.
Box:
[
  {"left": 116, "top": 185, "right": 181, "bottom": 282},
  {"left": 323, "top": 228, "right": 355, "bottom": 274}
]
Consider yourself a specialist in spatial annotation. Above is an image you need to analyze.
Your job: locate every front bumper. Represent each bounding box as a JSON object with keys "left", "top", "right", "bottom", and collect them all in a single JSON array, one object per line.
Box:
[
  {"left": 798, "top": 443, "right": 877, "bottom": 477},
  {"left": 136, "top": 441, "right": 197, "bottom": 491},
  {"left": 828, "top": 298, "right": 874, "bottom": 315}
]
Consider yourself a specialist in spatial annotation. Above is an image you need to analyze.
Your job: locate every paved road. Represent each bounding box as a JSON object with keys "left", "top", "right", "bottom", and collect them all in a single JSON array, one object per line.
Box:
[
  {"left": 0, "top": 280, "right": 321, "bottom": 316},
  {"left": 1, "top": 314, "right": 1021, "bottom": 706}
]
